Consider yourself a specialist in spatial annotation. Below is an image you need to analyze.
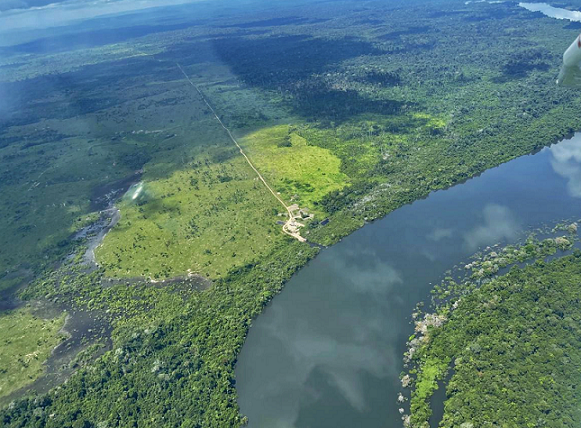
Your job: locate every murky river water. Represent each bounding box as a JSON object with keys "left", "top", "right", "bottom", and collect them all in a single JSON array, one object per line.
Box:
[{"left": 236, "top": 134, "right": 581, "bottom": 428}]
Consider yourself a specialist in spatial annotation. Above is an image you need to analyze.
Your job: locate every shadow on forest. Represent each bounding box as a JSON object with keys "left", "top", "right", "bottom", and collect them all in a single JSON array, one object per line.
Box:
[
  {"left": 431, "top": 3, "right": 541, "bottom": 23},
  {"left": 429, "top": 10, "right": 469, "bottom": 18},
  {"left": 355, "top": 18, "right": 385, "bottom": 25},
  {"left": 291, "top": 79, "right": 405, "bottom": 124},
  {"left": 357, "top": 70, "right": 402, "bottom": 86},
  {"left": 493, "top": 49, "right": 551, "bottom": 82},
  {"left": 564, "top": 21, "right": 581, "bottom": 30},
  {"left": 212, "top": 35, "right": 383, "bottom": 89},
  {"left": 463, "top": 4, "right": 531, "bottom": 22},
  {"left": 210, "top": 34, "right": 407, "bottom": 123},
  {"left": 0, "top": 55, "right": 179, "bottom": 129},
  {"left": 377, "top": 26, "right": 431, "bottom": 41},
  {"left": 0, "top": 22, "right": 207, "bottom": 56}
]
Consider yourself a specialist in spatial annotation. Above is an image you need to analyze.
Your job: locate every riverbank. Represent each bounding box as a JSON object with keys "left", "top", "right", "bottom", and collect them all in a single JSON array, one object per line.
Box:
[{"left": 235, "top": 134, "right": 581, "bottom": 427}]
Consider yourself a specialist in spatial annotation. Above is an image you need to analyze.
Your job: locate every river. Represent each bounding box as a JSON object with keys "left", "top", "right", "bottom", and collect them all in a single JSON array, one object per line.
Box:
[
  {"left": 235, "top": 133, "right": 581, "bottom": 428},
  {"left": 519, "top": 2, "right": 581, "bottom": 22}
]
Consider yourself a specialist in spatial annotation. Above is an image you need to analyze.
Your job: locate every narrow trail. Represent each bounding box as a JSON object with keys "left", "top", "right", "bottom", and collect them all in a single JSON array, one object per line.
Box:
[{"left": 176, "top": 63, "right": 306, "bottom": 242}]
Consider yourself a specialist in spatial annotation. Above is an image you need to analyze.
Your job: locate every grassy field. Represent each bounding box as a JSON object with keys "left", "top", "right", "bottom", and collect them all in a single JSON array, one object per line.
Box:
[
  {"left": 0, "top": 51, "right": 260, "bottom": 288},
  {"left": 0, "top": 308, "right": 65, "bottom": 399},
  {"left": 241, "top": 124, "right": 349, "bottom": 216},
  {"left": 96, "top": 154, "right": 286, "bottom": 280}
]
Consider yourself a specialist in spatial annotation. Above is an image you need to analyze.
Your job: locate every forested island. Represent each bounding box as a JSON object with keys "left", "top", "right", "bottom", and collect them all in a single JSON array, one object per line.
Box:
[
  {"left": 404, "top": 228, "right": 581, "bottom": 427},
  {"left": 1, "top": 0, "right": 581, "bottom": 426}
]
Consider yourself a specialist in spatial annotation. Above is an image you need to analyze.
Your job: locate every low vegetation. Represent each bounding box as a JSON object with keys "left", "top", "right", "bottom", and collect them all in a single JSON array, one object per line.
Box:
[
  {"left": 0, "top": 308, "right": 65, "bottom": 399},
  {"left": 241, "top": 125, "right": 348, "bottom": 217},
  {"left": 2, "top": 241, "right": 318, "bottom": 428},
  {"left": 96, "top": 155, "right": 285, "bottom": 280}
]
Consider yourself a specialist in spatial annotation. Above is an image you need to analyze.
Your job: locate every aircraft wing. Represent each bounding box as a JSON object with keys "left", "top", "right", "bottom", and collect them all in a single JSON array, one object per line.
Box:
[
  {"left": 557, "top": 63, "right": 581, "bottom": 87},
  {"left": 558, "top": 34, "right": 581, "bottom": 88}
]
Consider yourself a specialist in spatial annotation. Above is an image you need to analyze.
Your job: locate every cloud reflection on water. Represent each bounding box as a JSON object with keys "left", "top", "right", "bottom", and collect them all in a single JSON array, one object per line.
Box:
[
  {"left": 464, "top": 203, "right": 520, "bottom": 250},
  {"left": 550, "top": 135, "right": 581, "bottom": 198},
  {"left": 247, "top": 243, "right": 404, "bottom": 427},
  {"left": 426, "top": 227, "right": 453, "bottom": 242},
  {"left": 326, "top": 246, "right": 403, "bottom": 296}
]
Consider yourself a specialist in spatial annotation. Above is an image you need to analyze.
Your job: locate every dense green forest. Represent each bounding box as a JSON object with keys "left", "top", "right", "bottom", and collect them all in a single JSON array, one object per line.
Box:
[
  {"left": 2, "top": 0, "right": 581, "bottom": 426},
  {"left": 406, "top": 247, "right": 581, "bottom": 428}
]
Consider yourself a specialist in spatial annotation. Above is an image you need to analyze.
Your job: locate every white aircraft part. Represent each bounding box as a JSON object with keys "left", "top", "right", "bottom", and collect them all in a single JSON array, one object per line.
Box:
[
  {"left": 557, "top": 64, "right": 581, "bottom": 87},
  {"left": 558, "top": 34, "right": 581, "bottom": 88},
  {"left": 564, "top": 34, "right": 581, "bottom": 67}
]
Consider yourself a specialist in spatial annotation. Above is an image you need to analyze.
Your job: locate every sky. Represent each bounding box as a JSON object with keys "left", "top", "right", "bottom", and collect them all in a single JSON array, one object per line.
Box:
[{"left": 0, "top": 0, "right": 208, "bottom": 34}]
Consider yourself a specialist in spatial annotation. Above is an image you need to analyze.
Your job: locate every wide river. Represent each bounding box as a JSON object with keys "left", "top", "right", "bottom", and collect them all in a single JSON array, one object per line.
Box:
[{"left": 236, "top": 133, "right": 581, "bottom": 428}]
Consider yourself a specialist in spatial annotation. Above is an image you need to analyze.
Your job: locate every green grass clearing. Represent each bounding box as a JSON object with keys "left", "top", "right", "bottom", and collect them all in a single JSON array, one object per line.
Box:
[
  {"left": 0, "top": 308, "right": 66, "bottom": 399},
  {"left": 96, "top": 155, "right": 285, "bottom": 280},
  {"left": 241, "top": 124, "right": 349, "bottom": 216}
]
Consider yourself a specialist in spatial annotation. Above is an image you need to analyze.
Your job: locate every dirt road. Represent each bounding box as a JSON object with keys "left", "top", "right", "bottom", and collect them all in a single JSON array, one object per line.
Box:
[{"left": 176, "top": 63, "right": 306, "bottom": 243}]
